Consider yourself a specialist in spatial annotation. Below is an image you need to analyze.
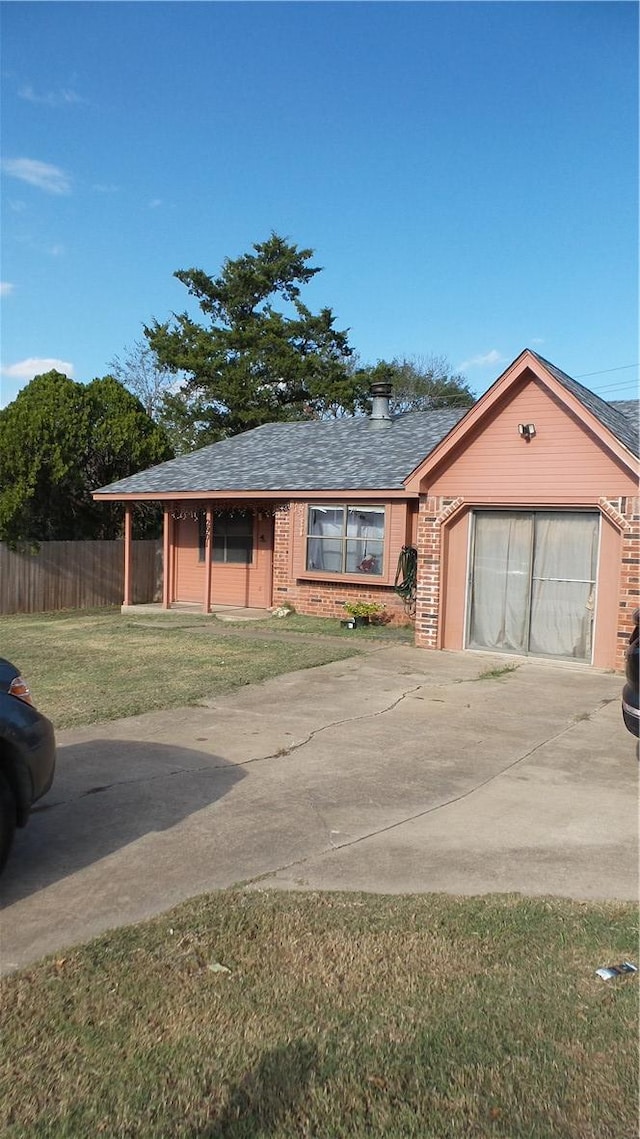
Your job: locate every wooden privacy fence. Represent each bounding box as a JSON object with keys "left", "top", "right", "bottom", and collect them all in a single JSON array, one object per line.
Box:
[{"left": 0, "top": 540, "right": 163, "bottom": 615}]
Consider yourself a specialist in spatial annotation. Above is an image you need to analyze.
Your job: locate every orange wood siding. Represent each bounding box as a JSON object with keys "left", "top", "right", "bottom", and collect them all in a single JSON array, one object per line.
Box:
[
  {"left": 174, "top": 516, "right": 273, "bottom": 608},
  {"left": 174, "top": 518, "right": 200, "bottom": 602},
  {"left": 427, "top": 378, "right": 637, "bottom": 500},
  {"left": 594, "top": 513, "right": 624, "bottom": 669},
  {"left": 440, "top": 508, "right": 470, "bottom": 651}
]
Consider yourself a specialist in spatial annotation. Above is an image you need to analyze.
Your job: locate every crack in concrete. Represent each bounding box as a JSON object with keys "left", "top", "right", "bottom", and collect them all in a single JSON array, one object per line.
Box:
[
  {"left": 236, "top": 698, "right": 619, "bottom": 886},
  {"left": 33, "top": 685, "right": 618, "bottom": 817},
  {"left": 32, "top": 683, "right": 426, "bottom": 812}
]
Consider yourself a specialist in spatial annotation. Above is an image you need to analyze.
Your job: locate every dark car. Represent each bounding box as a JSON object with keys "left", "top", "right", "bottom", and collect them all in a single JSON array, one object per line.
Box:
[
  {"left": 621, "top": 614, "right": 639, "bottom": 739},
  {"left": 0, "top": 658, "right": 56, "bottom": 873}
]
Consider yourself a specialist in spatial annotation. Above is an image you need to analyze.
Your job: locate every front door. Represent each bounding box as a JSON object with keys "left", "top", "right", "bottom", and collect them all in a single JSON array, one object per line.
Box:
[{"left": 467, "top": 511, "right": 599, "bottom": 662}]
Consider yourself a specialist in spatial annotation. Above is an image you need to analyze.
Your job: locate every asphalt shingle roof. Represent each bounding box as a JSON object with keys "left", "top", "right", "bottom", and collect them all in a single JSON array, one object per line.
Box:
[
  {"left": 530, "top": 352, "right": 639, "bottom": 457},
  {"left": 94, "top": 352, "right": 639, "bottom": 498},
  {"left": 95, "top": 408, "right": 469, "bottom": 495},
  {"left": 609, "top": 399, "right": 639, "bottom": 424}
]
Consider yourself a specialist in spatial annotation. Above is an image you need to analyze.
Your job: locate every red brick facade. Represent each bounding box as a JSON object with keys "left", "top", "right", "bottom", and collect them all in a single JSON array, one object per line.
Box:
[
  {"left": 613, "top": 495, "right": 640, "bottom": 671},
  {"left": 271, "top": 503, "right": 411, "bottom": 625},
  {"left": 414, "top": 495, "right": 447, "bottom": 651}
]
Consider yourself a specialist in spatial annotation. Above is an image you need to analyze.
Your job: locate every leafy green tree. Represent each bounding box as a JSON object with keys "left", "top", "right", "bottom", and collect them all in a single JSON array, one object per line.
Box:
[
  {"left": 84, "top": 374, "right": 174, "bottom": 538},
  {"left": 145, "top": 233, "right": 366, "bottom": 437},
  {"left": 357, "top": 355, "right": 475, "bottom": 414},
  {"left": 0, "top": 371, "right": 173, "bottom": 544},
  {"left": 156, "top": 389, "right": 220, "bottom": 455}
]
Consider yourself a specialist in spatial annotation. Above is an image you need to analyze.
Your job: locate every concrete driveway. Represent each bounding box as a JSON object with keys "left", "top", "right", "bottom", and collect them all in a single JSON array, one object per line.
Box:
[{"left": 0, "top": 646, "right": 637, "bottom": 973}]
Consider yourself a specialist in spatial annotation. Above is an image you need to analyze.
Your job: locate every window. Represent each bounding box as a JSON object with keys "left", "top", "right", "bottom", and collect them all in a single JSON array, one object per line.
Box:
[
  {"left": 199, "top": 511, "right": 254, "bottom": 564},
  {"left": 306, "top": 505, "right": 385, "bottom": 575}
]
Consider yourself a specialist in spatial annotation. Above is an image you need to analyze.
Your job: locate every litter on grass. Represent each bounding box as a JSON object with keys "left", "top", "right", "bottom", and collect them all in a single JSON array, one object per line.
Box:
[{"left": 595, "top": 961, "right": 638, "bottom": 981}]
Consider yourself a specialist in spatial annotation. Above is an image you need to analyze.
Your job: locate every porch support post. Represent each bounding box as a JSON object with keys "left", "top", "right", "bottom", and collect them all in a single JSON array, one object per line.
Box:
[
  {"left": 203, "top": 505, "right": 213, "bottom": 614},
  {"left": 162, "top": 504, "right": 173, "bottom": 609},
  {"left": 123, "top": 503, "right": 133, "bottom": 607}
]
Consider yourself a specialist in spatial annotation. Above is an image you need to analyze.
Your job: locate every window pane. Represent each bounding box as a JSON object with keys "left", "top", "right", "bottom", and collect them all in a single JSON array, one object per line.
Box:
[
  {"left": 307, "top": 505, "right": 385, "bottom": 574},
  {"left": 307, "top": 538, "right": 343, "bottom": 573},
  {"left": 212, "top": 511, "right": 254, "bottom": 564},
  {"left": 346, "top": 540, "right": 384, "bottom": 575},
  {"left": 308, "top": 507, "right": 344, "bottom": 536},
  {"left": 346, "top": 507, "right": 384, "bottom": 540},
  {"left": 346, "top": 508, "right": 384, "bottom": 574},
  {"left": 213, "top": 536, "right": 253, "bottom": 564},
  {"left": 307, "top": 506, "right": 345, "bottom": 571}
]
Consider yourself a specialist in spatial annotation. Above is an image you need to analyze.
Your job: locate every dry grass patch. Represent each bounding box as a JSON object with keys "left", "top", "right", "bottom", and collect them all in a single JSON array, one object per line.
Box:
[
  {"left": 0, "top": 610, "right": 367, "bottom": 728},
  {"left": 1, "top": 891, "right": 637, "bottom": 1138}
]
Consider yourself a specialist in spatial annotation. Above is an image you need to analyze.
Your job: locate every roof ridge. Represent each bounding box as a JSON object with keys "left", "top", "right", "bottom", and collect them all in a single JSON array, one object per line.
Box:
[{"left": 529, "top": 350, "right": 638, "bottom": 457}]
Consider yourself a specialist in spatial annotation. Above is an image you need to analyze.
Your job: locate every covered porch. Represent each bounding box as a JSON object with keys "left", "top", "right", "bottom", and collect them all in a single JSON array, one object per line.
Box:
[{"left": 121, "top": 499, "right": 280, "bottom": 615}]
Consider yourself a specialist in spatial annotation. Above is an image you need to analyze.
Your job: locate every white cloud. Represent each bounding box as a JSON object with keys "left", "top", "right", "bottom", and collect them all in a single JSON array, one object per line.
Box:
[
  {"left": 529, "top": 337, "right": 545, "bottom": 346},
  {"left": 19, "top": 84, "right": 85, "bottom": 108},
  {"left": 458, "top": 349, "right": 507, "bottom": 371},
  {"left": 148, "top": 198, "right": 163, "bottom": 209},
  {"left": 2, "top": 158, "right": 71, "bottom": 195},
  {"left": 0, "top": 282, "right": 15, "bottom": 297},
  {"left": 93, "top": 183, "right": 119, "bottom": 194},
  {"left": 1, "top": 357, "right": 74, "bottom": 380}
]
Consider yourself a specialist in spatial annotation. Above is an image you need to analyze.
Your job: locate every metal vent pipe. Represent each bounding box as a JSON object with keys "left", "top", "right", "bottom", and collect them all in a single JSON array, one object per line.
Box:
[{"left": 370, "top": 380, "right": 392, "bottom": 426}]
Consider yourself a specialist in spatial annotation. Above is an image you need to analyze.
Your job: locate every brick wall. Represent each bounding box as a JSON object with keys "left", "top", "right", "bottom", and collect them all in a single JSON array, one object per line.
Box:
[
  {"left": 414, "top": 495, "right": 443, "bottom": 649},
  {"left": 271, "top": 503, "right": 412, "bottom": 625},
  {"left": 611, "top": 495, "right": 640, "bottom": 672}
]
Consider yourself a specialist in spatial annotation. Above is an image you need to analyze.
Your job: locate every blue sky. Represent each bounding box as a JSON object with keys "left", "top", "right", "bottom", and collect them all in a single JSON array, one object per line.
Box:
[{"left": 1, "top": 1, "right": 638, "bottom": 409}]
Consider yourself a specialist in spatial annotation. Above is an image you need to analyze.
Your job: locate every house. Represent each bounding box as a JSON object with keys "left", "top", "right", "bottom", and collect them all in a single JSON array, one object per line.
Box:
[{"left": 94, "top": 350, "right": 639, "bottom": 671}]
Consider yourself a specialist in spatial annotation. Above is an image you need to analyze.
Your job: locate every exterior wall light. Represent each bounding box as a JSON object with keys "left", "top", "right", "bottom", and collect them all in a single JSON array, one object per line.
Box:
[{"left": 518, "top": 423, "right": 536, "bottom": 440}]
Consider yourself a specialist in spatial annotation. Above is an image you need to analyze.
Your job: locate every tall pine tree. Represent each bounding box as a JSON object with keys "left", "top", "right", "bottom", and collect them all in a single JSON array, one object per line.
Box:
[{"left": 144, "top": 233, "right": 368, "bottom": 440}]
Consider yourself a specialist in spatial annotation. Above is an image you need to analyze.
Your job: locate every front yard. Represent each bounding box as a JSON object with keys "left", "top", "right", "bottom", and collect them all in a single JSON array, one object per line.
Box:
[
  {"left": 1, "top": 609, "right": 637, "bottom": 1137},
  {"left": 2, "top": 608, "right": 410, "bottom": 729}
]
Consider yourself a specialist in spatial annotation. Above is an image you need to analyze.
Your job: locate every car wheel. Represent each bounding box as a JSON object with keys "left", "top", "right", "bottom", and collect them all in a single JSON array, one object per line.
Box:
[{"left": 0, "top": 769, "right": 16, "bottom": 874}]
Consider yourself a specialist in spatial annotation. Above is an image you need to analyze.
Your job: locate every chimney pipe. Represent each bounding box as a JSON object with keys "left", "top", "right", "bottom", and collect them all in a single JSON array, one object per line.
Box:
[{"left": 370, "top": 380, "right": 392, "bottom": 427}]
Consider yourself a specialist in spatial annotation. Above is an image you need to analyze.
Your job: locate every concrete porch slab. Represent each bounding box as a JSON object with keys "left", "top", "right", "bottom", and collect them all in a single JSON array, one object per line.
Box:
[{"left": 121, "top": 602, "right": 271, "bottom": 622}]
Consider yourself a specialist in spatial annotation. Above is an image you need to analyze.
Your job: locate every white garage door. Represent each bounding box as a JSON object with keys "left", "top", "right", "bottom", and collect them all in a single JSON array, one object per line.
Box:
[{"left": 467, "top": 511, "right": 599, "bottom": 662}]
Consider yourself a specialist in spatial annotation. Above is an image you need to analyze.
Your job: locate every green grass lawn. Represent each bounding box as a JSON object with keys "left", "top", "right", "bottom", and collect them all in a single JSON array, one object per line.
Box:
[
  {"left": 0, "top": 608, "right": 411, "bottom": 729},
  {"left": 1, "top": 890, "right": 637, "bottom": 1138}
]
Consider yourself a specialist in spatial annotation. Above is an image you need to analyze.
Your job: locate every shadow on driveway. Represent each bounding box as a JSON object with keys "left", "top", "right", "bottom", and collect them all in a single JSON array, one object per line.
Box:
[{"left": 0, "top": 739, "right": 244, "bottom": 907}]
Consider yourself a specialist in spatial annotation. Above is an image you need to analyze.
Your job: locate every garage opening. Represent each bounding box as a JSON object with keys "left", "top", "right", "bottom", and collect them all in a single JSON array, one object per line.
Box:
[{"left": 467, "top": 511, "right": 599, "bottom": 662}]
